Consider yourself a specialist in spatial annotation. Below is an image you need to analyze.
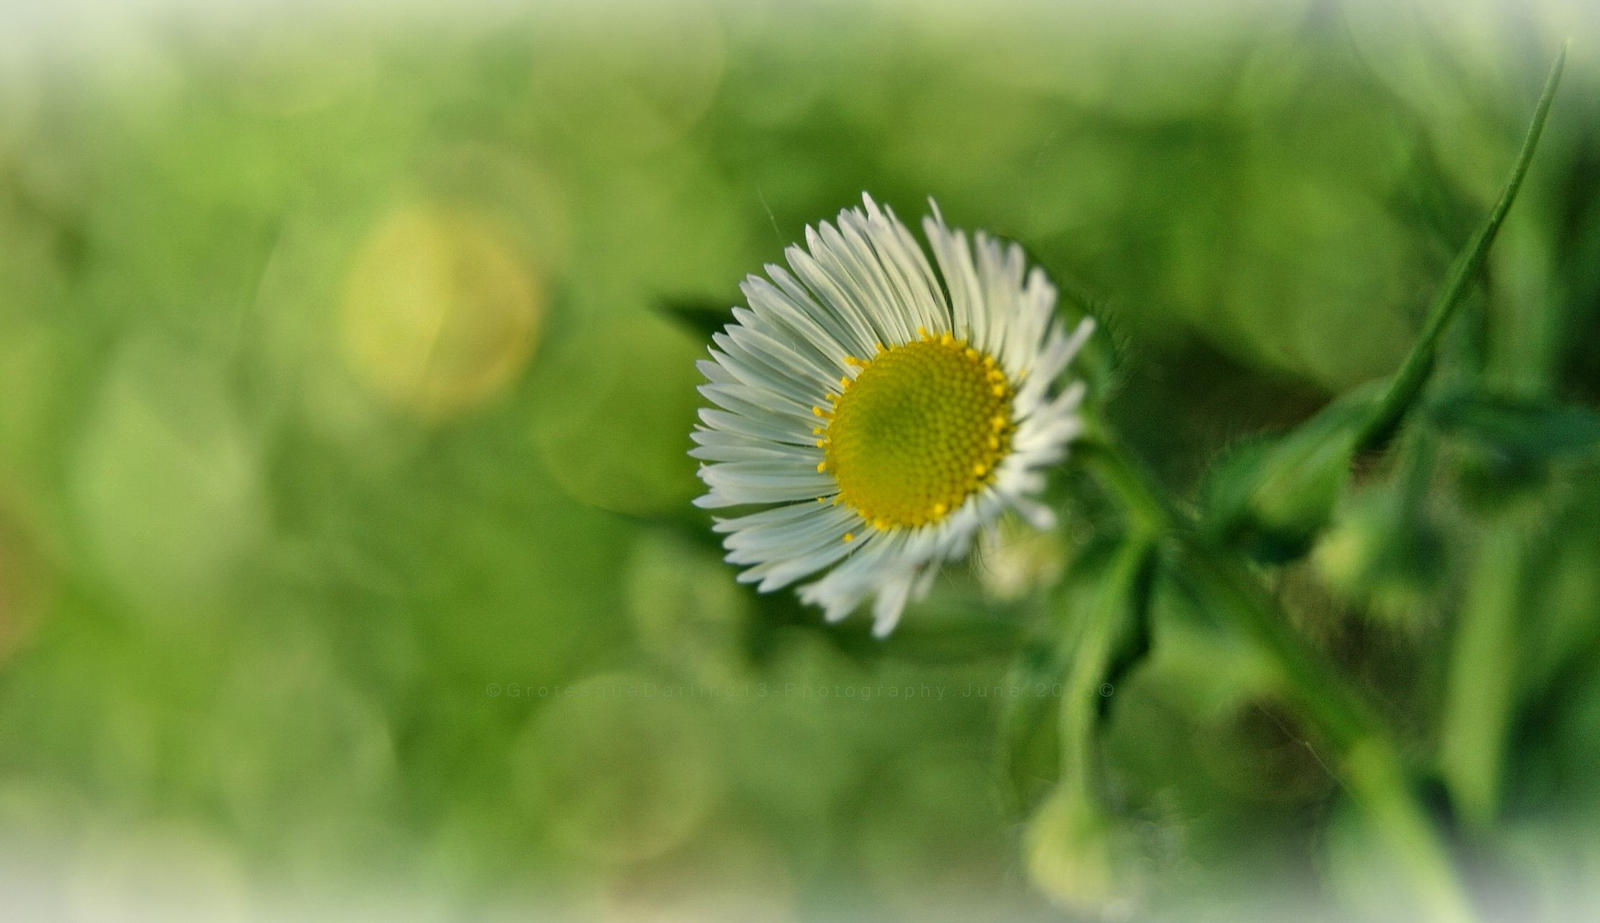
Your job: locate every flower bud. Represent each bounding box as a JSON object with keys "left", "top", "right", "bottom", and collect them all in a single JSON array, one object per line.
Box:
[{"left": 1023, "top": 789, "right": 1134, "bottom": 916}]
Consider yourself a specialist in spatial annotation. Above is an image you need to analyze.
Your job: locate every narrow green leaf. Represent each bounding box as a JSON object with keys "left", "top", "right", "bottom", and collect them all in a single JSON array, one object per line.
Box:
[
  {"left": 1192, "top": 43, "right": 1567, "bottom": 564},
  {"left": 1429, "top": 391, "right": 1600, "bottom": 461},
  {"left": 1358, "top": 43, "right": 1568, "bottom": 450}
]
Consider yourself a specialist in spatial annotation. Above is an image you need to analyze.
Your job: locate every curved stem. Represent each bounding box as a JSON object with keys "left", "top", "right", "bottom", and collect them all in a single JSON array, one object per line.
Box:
[
  {"left": 1058, "top": 533, "right": 1152, "bottom": 797},
  {"left": 1077, "top": 433, "right": 1476, "bottom": 923},
  {"left": 1358, "top": 43, "right": 1566, "bottom": 451}
]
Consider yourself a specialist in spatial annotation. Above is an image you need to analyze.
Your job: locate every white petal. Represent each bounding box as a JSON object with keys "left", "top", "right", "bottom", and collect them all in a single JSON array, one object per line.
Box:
[
  {"left": 698, "top": 408, "right": 813, "bottom": 446},
  {"left": 738, "top": 282, "right": 853, "bottom": 371},
  {"left": 692, "top": 194, "right": 1096, "bottom": 633},
  {"left": 871, "top": 572, "right": 915, "bottom": 637}
]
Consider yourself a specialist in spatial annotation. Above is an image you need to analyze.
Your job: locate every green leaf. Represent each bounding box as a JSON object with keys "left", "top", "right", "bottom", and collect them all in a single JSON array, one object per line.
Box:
[
  {"left": 1195, "top": 43, "right": 1568, "bottom": 564},
  {"left": 1428, "top": 391, "right": 1600, "bottom": 462},
  {"left": 1199, "top": 384, "right": 1381, "bottom": 563},
  {"left": 1356, "top": 44, "right": 1567, "bottom": 451}
]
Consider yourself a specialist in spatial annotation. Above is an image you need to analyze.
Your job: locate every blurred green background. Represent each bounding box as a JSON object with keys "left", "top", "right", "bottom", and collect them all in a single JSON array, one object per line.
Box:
[{"left": 1, "top": 0, "right": 1598, "bottom": 918}]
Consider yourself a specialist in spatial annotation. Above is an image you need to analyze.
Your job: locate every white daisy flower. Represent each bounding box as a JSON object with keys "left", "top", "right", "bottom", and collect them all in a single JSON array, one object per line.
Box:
[{"left": 692, "top": 193, "right": 1095, "bottom": 637}]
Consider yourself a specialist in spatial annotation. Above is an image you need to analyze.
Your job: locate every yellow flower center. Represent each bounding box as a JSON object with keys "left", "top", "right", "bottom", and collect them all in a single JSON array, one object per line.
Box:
[{"left": 817, "top": 331, "right": 1014, "bottom": 530}]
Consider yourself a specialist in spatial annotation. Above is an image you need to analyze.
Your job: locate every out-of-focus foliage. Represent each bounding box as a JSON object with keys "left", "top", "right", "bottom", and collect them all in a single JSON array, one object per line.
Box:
[{"left": 0, "top": 0, "right": 1597, "bottom": 918}]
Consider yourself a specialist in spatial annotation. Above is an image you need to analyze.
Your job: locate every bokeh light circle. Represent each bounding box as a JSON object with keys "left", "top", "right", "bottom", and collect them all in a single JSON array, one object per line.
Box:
[{"left": 340, "top": 204, "right": 545, "bottom": 420}]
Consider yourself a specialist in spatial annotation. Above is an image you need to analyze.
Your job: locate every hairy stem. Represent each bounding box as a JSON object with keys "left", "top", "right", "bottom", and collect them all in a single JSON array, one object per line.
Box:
[{"left": 1078, "top": 434, "right": 1475, "bottom": 923}]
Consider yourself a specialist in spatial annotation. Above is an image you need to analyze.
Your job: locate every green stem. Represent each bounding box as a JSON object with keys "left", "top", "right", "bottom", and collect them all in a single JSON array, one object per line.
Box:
[
  {"left": 1078, "top": 434, "right": 1475, "bottom": 923},
  {"left": 1358, "top": 44, "right": 1567, "bottom": 451},
  {"left": 1438, "top": 520, "right": 1526, "bottom": 830},
  {"left": 1344, "top": 738, "right": 1479, "bottom": 923},
  {"left": 1079, "top": 434, "right": 1373, "bottom": 746},
  {"left": 1058, "top": 534, "right": 1152, "bottom": 796},
  {"left": 1056, "top": 45, "right": 1568, "bottom": 920}
]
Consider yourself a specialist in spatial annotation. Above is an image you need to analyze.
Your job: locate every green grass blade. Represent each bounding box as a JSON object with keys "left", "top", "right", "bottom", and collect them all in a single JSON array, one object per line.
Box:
[{"left": 1359, "top": 43, "right": 1569, "bottom": 451}]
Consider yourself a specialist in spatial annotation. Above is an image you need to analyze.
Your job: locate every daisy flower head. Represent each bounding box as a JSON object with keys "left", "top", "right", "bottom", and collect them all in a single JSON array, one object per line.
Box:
[{"left": 692, "top": 194, "right": 1095, "bottom": 637}]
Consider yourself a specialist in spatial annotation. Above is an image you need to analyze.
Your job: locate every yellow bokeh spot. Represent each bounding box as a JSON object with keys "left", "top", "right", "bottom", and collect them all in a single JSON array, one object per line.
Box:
[
  {"left": 821, "top": 334, "right": 1014, "bottom": 529},
  {"left": 340, "top": 205, "right": 544, "bottom": 420}
]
